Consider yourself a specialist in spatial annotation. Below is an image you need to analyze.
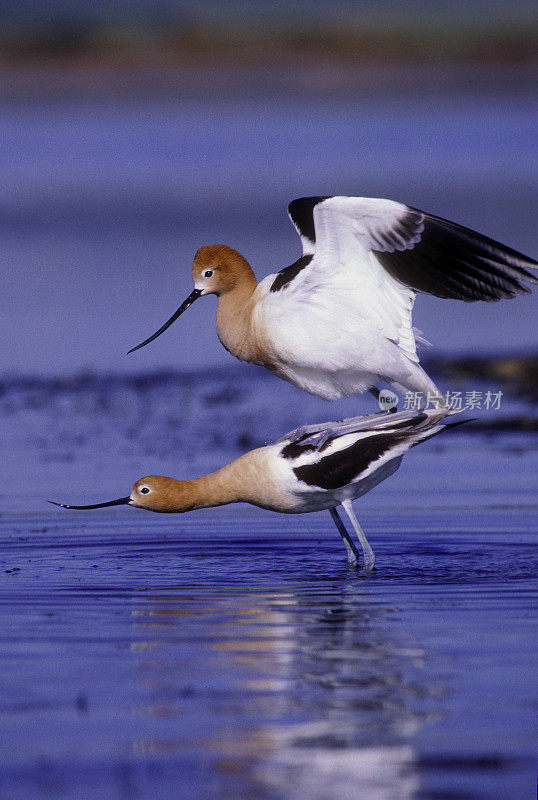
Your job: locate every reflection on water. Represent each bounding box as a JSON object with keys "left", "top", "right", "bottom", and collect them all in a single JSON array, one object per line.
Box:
[
  {"left": 0, "top": 502, "right": 536, "bottom": 799},
  {"left": 131, "top": 585, "right": 424, "bottom": 800},
  {"left": 0, "top": 68, "right": 536, "bottom": 799}
]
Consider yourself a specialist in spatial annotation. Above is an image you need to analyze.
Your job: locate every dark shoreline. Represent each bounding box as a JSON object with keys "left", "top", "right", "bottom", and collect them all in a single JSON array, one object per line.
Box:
[
  {"left": 2, "top": 352, "right": 536, "bottom": 390},
  {"left": 1, "top": 61, "right": 536, "bottom": 102},
  {"left": 1, "top": 353, "right": 535, "bottom": 433}
]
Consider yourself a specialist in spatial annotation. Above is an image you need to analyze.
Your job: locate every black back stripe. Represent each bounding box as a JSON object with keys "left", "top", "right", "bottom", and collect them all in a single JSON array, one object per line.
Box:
[
  {"left": 282, "top": 412, "right": 428, "bottom": 459},
  {"left": 270, "top": 254, "right": 314, "bottom": 293},
  {"left": 292, "top": 432, "right": 404, "bottom": 490},
  {"left": 410, "top": 416, "right": 470, "bottom": 446},
  {"left": 287, "top": 196, "right": 330, "bottom": 244},
  {"left": 281, "top": 439, "right": 316, "bottom": 459}
]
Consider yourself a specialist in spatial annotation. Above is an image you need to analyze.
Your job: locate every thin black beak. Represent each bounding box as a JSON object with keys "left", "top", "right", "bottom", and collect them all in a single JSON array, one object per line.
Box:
[
  {"left": 48, "top": 497, "right": 131, "bottom": 510},
  {"left": 128, "top": 288, "right": 203, "bottom": 354}
]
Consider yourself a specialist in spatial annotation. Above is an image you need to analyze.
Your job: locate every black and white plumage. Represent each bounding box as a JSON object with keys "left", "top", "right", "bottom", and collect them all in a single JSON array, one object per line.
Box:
[
  {"left": 259, "top": 196, "right": 537, "bottom": 400},
  {"left": 51, "top": 408, "right": 461, "bottom": 573},
  {"left": 266, "top": 406, "right": 461, "bottom": 570},
  {"left": 129, "top": 195, "right": 537, "bottom": 405},
  {"left": 283, "top": 196, "right": 537, "bottom": 302}
]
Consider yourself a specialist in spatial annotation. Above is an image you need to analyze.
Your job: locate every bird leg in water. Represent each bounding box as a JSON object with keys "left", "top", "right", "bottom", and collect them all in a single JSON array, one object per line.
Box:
[
  {"left": 341, "top": 499, "right": 375, "bottom": 573},
  {"left": 329, "top": 508, "right": 359, "bottom": 566}
]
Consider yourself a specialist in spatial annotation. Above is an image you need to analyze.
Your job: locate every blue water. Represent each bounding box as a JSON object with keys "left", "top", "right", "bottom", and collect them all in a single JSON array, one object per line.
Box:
[
  {"left": 1, "top": 87, "right": 536, "bottom": 376},
  {"left": 0, "top": 80, "right": 537, "bottom": 799},
  {"left": 1, "top": 507, "right": 536, "bottom": 800},
  {"left": 0, "top": 369, "right": 537, "bottom": 799}
]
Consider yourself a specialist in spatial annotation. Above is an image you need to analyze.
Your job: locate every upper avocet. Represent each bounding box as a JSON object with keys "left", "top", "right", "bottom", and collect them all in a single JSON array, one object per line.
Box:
[
  {"left": 129, "top": 196, "right": 537, "bottom": 404},
  {"left": 50, "top": 407, "right": 461, "bottom": 572}
]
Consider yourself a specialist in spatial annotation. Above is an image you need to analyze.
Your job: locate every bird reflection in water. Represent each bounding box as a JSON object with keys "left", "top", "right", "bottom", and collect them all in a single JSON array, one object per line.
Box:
[{"left": 128, "top": 584, "right": 440, "bottom": 799}]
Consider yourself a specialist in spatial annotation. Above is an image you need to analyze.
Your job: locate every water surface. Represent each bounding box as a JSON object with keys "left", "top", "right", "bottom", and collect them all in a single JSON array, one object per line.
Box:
[
  {"left": 0, "top": 370, "right": 536, "bottom": 799},
  {"left": 0, "top": 80, "right": 536, "bottom": 799},
  {"left": 1, "top": 504, "right": 536, "bottom": 800}
]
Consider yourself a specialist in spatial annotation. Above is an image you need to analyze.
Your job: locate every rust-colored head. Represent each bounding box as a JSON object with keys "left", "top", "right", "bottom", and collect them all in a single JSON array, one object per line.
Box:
[
  {"left": 50, "top": 473, "right": 225, "bottom": 514},
  {"left": 130, "top": 475, "right": 197, "bottom": 513},
  {"left": 48, "top": 475, "right": 193, "bottom": 513},
  {"left": 192, "top": 244, "right": 256, "bottom": 296},
  {"left": 128, "top": 244, "right": 256, "bottom": 354}
]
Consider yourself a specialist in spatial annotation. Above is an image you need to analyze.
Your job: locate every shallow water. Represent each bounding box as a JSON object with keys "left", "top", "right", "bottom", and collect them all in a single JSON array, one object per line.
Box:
[
  {"left": 0, "top": 369, "right": 537, "bottom": 799},
  {"left": 1, "top": 504, "right": 536, "bottom": 800},
  {"left": 1, "top": 79, "right": 537, "bottom": 798}
]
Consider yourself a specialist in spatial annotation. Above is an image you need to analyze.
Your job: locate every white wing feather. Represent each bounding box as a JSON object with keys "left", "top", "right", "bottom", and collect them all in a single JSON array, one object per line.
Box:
[{"left": 258, "top": 197, "right": 419, "bottom": 373}]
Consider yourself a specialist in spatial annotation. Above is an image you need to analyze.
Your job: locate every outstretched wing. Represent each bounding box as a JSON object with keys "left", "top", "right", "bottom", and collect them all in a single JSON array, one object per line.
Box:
[
  {"left": 285, "top": 195, "right": 537, "bottom": 301},
  {"left": 262, "top": 197, "right": 420, "bottom": 367}
]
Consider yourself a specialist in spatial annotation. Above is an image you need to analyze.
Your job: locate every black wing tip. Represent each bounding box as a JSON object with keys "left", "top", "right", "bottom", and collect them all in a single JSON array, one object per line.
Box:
[
  {"left": 288, "top": 196, "right": 332, "bottom": 243},
  {"left": 442, "top": 417, "right": 474, "bottom": 433},
  {"left": 425, "top": 209, "right": 537, "bottom": 261},
  {"left": 378, "top": 206, "right": 537, "bottom": 302},
  {"left": 418, "top": 207, "right": 538, "bottom": 271}
]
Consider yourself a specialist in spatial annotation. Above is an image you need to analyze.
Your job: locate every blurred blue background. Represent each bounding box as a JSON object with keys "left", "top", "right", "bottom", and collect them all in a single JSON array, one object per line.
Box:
[{"left": 0, "top": 0, "right": 536, "bottom": 377}]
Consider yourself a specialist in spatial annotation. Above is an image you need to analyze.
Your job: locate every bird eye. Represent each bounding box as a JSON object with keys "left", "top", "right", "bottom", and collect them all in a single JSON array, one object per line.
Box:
[
  {"left": 139, "top": 486, "right": 150, "bottom": 495},
  {"left": 203, "top": 269, "right": 214, "bottom": 278}
]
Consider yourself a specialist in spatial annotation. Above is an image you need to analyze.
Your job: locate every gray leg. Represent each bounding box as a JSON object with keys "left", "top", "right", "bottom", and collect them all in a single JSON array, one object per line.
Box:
[
  {"left": 282, "top": 423, "right": 341, "bottom": 452},
  {"left": 281, "top": 422, "right": 321, "bottom": 441},
  {"left": 277, "top": 409, "right": 430, "bottom": 451},
  {"left": 282, "top": 410, "right": 393, "bottom": 452},
  {"left": 297, "top": 426, "right": 337, "bottom": 450},
  {"left": 341, "top": 499, "right": 375, "bottom": 573},
  {"left": 329, "top": 508, "right": 359, "bottom": 566}
]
